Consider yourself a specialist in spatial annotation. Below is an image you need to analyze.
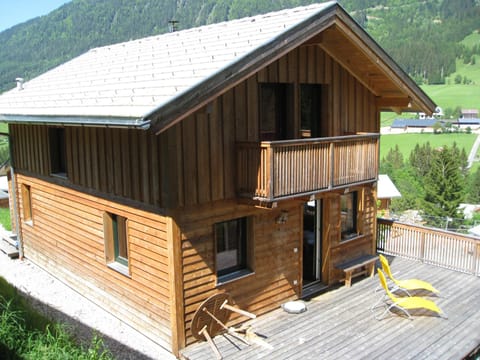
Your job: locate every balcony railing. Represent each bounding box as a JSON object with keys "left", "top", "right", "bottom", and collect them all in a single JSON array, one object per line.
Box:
[
  {"left": 377, "top": 218, "right": 480, "bottom": 276},
  {"left": 236, "top": 133, "right": 379, "bottom": 202}
]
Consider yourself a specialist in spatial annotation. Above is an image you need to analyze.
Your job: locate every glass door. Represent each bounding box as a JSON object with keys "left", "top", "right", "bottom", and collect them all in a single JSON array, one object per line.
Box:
[{"left": 303, "top": 200, "right": 322, "bottom": 286}]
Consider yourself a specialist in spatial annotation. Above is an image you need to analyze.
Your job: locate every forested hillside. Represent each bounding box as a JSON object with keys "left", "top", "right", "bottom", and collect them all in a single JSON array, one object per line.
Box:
[{"left": 0, "top": 0, "right": 479, "bottom": 92}]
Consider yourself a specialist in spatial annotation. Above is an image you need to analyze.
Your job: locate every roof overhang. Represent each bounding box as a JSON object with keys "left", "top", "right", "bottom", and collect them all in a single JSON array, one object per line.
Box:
[
  {"left": 310, "top": 10, "right": 436, "bottom": 115},
  {"left": 146, "top": 3, "right": 436, "bottom": 134},
  {"left": 0, "top": 114, "right": 151, "bottom": 129}
]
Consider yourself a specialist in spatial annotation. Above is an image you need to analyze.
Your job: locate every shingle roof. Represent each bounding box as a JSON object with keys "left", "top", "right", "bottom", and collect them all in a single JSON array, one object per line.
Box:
[
  {"left": 0, "top": 1, "right": 436, "bottom": 132},
  {"left": 0, "top": 2, "right": 334, "bottom": 123}
]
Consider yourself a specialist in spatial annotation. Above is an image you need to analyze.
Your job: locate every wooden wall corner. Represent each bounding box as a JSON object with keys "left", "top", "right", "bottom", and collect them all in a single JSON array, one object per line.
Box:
[{"left": 167, "top": 217, "right": 185, "bottom": 356}]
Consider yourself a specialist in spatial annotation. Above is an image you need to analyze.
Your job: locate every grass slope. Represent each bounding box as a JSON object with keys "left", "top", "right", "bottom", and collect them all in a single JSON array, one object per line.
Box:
[
  {"left": 382, "top": 31, "right": 480, "bottom": 126},
  {"left": 380, "top": 133, "right": 477, "bottom": 159}
]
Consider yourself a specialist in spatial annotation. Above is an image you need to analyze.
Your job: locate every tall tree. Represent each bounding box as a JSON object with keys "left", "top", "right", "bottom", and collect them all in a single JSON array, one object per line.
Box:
[
  {"left": 409, "top": 142, "right": 433, "bottom": 178},
  {"left": 466, "top": 167, "right": 480, "bottom": 203},
  {"left": 422, "top": 145, "right": 465, "bottom": 227}
]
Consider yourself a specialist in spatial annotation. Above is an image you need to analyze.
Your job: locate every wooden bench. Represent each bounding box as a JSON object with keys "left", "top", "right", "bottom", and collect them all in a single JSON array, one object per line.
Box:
[{"left": 336, "top": 254, "right": 379, "bottom": 287}]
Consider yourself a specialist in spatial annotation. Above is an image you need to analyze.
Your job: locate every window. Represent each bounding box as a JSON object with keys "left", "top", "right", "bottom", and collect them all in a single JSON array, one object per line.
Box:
[
  {"left": 215, "top": 217, "right": 252, "bottom": 282},
  {"left": 340, "top": 192, "right": 358, "bottom": 240},
  {"left": 104, "top": 212, "right": 129, "bottom": 275},
  {"left": 21, "top": 184, "right": 33, "bottom": 223},
  {"left": 259, "top": 84, "right": 292, "bottom": 141},
  {"left": 300, "top": 84, "right": 323, "bottom": 138},
  {"left": 49, "top": 127, "right": 67, "bottom": 177}
]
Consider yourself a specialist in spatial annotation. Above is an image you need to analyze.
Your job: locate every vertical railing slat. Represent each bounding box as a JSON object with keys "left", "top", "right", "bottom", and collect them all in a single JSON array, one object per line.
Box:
[{"left": 377, "top": 218, "right": 480, "bottom": 276}]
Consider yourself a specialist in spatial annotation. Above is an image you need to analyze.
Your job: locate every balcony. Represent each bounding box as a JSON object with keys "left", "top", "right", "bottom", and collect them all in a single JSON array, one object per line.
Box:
[{"left": 236, "top": 133, "right": 379, "bottom": 202}]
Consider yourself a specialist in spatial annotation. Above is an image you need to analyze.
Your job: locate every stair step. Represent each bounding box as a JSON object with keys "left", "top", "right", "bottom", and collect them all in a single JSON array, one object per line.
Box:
[
  {"left": 0, "top": 238, "right": 19, "bottom": 258},
  {"left": 2, "top": 233, "right": 17, "bottom": 247}
]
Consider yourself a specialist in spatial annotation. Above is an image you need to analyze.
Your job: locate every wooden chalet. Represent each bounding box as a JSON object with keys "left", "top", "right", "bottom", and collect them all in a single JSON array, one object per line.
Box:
[{"left": 0, "top": 2, "right": 436, "bottom": 357}]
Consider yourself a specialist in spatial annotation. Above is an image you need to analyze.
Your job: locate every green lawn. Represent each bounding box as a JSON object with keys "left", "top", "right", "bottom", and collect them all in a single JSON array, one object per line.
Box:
[{"left": 380, "top": 133, "right": 477, "bottom": 159}]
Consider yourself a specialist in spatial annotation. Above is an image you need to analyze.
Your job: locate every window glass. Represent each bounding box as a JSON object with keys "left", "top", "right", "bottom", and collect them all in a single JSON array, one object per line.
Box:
[
  {"left": 259, "top": 84, "right": 289, "bottom": 141},
  {"left": 104, "top": 212, "right": 129, "bottom": 275},
  {"left": 215, "top": 217, "right": 248, "bottom": 277},
  {"left": 112, "top": 214, "right": 128, "bottom": 266},
  {"left": 49, "top": 127, "right": 67, "bottom": 177},
  {"left": 341, "top": 192, "right": 358, "bottom": 240},
  {"left": 300, "top": 84, "right": 322, "bottom": 138}
]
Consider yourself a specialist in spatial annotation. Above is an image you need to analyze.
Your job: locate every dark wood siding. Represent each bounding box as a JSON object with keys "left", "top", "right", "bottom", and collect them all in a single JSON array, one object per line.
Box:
[{"left": 10, "top": 46, "right": 378, "bottom": 210}]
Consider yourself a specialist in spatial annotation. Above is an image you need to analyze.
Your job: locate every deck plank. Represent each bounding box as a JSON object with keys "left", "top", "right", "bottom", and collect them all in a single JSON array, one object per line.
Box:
[{"left": 180, "top": 256, "right": 480, "bottom": 360}]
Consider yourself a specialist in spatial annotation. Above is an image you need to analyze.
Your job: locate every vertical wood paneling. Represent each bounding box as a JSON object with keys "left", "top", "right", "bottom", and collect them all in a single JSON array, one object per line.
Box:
[
  {"left": 196, "top": 112, "right": 211, "bottom": 204},
  {"left": 222, "top": 91, "right": 235, "bottom": 199},
  {"left": 315, "top": 46, "right": 324, "bottom": 83},
  {"left": 97, "top": 128, "right": 107, "bottom": 193},
  {"left": 209, "top": 100, "right": 224, "bottom": 201},
  {"left": 129, "top": 131, "right": 141, "bottom": 201},
  {"left": 182, "top": 117, "right": 198, "bottom": 206},
  {"left": 234, "top": 81, "right": 247, "bottom": 140},
  {"left": 298, "top": 46, "right": 307, "bottom": 83},
  {"left": 287, "top": 49, "right": 297, "bottom": 82},
  {"left": 149, "top": 132, "right": 161, "bottom": 206},
  {"left": 139, "top": 131, "right": 150, "bottom": 204},
  {"left": 120, "top": 129, "right": 131, "bottom": 199},
  {"left": 278, "top": 55, "right": 288, "bottom": 83},
  {"left": 307, "top": 46, "right": 316, "bottom": 82},
  {"left": 84, "top": 127, "right": 93, "bottom": 188},
  {"left": 9, "top": 43, "right": 379, "bottom": 210},
  {"left": 247, "top": 76, "right": 258, "bottom": 141}
]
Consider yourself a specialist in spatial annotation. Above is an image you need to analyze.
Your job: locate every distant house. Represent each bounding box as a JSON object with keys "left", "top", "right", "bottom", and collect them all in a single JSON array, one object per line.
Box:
[
  {"left": 455, "top": 118, "right": 480, "bottom": 128},
  {"left": 461, "top": 109, "right": 479, "bottom": 119},
  {"left": 377, "top": 175, "right": 401, "bottom": 218},
  {"left": 418, "top": 106, "right": 443, "bottom": 119},
  {"left": 389, "top": 118, "right": 440, "bottom": 133},
  {"left": 0, "top": 2, "right": 435, "bottom": 356}
]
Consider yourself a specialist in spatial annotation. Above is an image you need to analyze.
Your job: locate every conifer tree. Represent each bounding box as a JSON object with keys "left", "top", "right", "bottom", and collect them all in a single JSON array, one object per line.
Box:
[{"left": 422, "top": 145, "right": 465, "bottom": 228}]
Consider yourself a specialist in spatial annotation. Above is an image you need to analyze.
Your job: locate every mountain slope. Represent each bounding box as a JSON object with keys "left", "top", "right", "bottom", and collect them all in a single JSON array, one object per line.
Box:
[{"left": 0, "top": 0, "right": 479, "bottom": 92}]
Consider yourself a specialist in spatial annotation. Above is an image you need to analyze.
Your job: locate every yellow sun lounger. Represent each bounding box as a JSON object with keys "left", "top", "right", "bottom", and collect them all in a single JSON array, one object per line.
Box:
[
  {"left": 371, "top": 270, "right": 445, "bottom": 320},
  {"left": 379, "top": 254, "right": 439, "bottom": 296}
]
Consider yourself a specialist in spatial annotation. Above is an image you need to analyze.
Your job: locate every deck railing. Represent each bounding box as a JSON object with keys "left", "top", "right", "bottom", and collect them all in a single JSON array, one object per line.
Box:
[
  {"left": 377, "top": 218, "right": 480, "bottom": 276},
  {"left": 236, "top": 133, "right": 379, "bottom": 201}
]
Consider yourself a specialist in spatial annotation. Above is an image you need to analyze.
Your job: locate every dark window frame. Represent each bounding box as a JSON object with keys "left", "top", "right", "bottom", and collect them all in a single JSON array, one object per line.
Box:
[
  {"left": 215, "top": 217, "right": 253, "bottom": 283},
  {"left": 49, "top": 127, "right": 67, "bottom": 178}
]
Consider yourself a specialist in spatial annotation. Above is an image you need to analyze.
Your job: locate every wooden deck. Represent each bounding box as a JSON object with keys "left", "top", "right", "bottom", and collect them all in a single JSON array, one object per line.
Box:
[{"left": 181, "top": 256, "right": 480, "bottom": 359}]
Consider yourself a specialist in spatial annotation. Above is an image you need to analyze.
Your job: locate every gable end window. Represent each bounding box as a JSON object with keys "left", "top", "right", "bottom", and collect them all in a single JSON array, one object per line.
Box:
[
  {"left": 49, "top": 127, "right": 67, "bottom": 178},
  {"left": 215, "top": 217, "right": 253, "bottom": 283},
  {"left": 103, "top": 212, "right": 130, "bottom": 276}
]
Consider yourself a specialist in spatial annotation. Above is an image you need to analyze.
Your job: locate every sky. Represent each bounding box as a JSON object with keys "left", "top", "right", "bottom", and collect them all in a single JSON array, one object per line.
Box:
[{"left": 0, "top": 0, "right": 72, "bottom": 32}]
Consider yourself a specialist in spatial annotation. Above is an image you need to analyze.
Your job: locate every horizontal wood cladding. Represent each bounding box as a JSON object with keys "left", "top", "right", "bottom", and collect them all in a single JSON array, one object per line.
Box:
[
  {"left": 15, "top": 174, "right": 173, "bottom": 349},
  {"left": 176, "top": 201, "right": 301, "bottom": 346},
  {"left": 9, "top": 45, "right": 378, "bottom": 210}
]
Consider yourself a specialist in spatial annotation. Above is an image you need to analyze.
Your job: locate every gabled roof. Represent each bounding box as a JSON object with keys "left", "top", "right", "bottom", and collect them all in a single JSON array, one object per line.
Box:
[{"left": 0, "top": 2, "right": 436, "bottom": 133}]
